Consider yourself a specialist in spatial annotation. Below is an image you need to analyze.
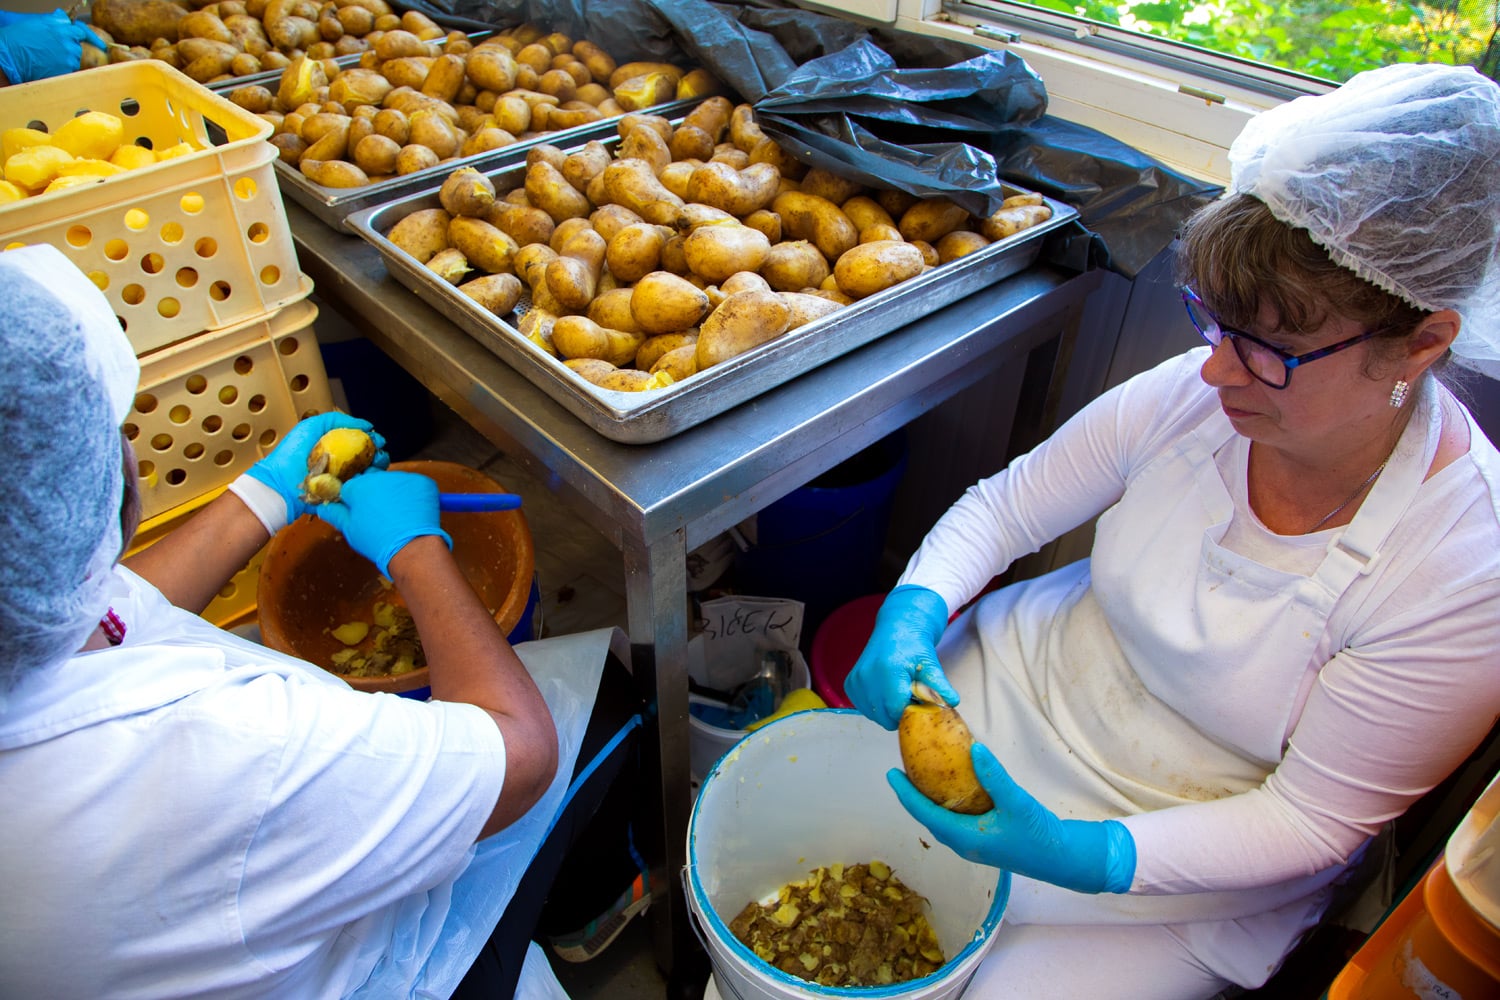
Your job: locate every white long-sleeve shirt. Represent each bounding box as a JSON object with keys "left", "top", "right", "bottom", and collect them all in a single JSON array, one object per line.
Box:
[{"left": 901, "top": 348, "right": 1500, "bottom": 899}]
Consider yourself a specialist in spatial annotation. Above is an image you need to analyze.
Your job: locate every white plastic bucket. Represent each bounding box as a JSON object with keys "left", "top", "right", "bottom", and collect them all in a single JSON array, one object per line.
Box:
[{"left": 685, "top": 709, "right": 1010, "bottom": 1000}]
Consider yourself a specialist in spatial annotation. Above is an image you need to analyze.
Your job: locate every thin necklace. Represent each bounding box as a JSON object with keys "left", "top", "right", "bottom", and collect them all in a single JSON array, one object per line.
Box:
[{"left": 1308, "top": 460, "right": 1387, "bottom": 533}]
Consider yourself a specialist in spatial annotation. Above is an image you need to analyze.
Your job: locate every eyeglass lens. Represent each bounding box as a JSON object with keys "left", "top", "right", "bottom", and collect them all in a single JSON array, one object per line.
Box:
[{"left": 1183, "top": 295, "right": 1289, "bottom": 388}]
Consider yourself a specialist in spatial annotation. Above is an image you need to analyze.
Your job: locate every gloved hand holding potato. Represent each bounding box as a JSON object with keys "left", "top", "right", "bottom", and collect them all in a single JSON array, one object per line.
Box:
[{"left": 228, "top": 413, "right": 388, "bottom": 534}]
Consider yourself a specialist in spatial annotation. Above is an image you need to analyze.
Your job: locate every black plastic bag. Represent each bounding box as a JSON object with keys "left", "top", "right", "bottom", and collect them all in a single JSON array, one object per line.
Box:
[{"left": 753, "top": 38, "right": 1047, "bottom": 219}]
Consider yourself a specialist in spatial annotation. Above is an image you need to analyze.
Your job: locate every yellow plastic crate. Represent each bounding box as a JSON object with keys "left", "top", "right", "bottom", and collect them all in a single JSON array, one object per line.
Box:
[
  {"left": 126, "top": 488, "right": 263, "bottom": 631},
  {"left": 128, "top": 297, "right": 334, "bottom": 521},
  {"left": 0, "top": 61, "right": 306, "bottom": 355}
]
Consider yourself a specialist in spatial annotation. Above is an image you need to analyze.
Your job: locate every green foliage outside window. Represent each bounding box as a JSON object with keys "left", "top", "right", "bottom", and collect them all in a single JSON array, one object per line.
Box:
[{"left": 1018, "top": 0, "right": 1499, "bottom": 82}]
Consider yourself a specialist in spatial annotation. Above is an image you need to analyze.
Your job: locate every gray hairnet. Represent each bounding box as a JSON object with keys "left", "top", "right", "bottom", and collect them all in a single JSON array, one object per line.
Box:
[
  {"left": 1229, "top": 63, "right": 1500, "bottom": 361},
  {"left": 0, "top": 245, "right": 140, "bottom": 693}
]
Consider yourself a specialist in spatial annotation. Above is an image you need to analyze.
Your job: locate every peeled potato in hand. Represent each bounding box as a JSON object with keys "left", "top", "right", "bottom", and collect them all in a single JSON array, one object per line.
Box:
[
  {"left": 898, "top": 682, "right": 994, "bottom": 815},
  {"left": 301, "top": 427, "right": 377, "bottom": 504}
]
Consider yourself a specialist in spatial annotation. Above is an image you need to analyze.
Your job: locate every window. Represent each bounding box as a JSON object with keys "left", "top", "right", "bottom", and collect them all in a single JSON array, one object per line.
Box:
[{"left": 946, "top": 1, "right": 1498, "bottom": 84}]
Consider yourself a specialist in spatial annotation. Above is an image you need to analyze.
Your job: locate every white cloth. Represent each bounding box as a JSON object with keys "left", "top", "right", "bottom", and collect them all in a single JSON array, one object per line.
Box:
[
  {"left": 0, "top": 564, "right": 610, "bottom": 999},
  {"left": 900, "top": 348, "right": 1500, "bottom": 985}
]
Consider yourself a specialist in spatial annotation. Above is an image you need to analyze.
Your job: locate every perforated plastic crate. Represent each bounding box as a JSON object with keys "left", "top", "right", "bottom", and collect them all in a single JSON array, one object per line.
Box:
[
  {"left": 128, "top": 297, "right": 333, "bottom": 521},
  {"left": 0, "top": 61, "right": 306, "bottom": 355},
  {"left": 126, "top": 488, "right": 264, "bottom": 631}
]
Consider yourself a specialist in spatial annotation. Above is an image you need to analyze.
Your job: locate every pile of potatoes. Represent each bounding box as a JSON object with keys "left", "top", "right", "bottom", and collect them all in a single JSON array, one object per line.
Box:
[
  {"left": 381, "top": 98, "right": 1055, "bottom": 393},
  {"left": 1, "top": 111, "right": 199, "bottom": 202},
  {"left": 233, "top": 22, "right": 710, "bottom": 189},
  {"left": 87, "top": 0, "right": 421, "bottom": 80}
]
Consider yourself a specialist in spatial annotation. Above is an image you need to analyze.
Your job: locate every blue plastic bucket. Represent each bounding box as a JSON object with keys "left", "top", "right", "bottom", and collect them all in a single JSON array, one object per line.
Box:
[{"left": 735, "top": 433, "right": 907, "bottom": 640}]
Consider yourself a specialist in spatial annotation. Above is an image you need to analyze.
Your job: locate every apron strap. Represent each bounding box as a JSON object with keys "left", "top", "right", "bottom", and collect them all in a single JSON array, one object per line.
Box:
[{"left": 1312, "top": 379, "right": 1443, "bottom": 596}]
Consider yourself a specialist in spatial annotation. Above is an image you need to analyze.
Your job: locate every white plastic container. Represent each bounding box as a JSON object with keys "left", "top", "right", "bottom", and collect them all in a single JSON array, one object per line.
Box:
[
  {"left": 688, "top": 652, "right": 810, "bottom": 785},
  {"left": 685, "top": 709, "right": 1009, "bottom": 1000}
]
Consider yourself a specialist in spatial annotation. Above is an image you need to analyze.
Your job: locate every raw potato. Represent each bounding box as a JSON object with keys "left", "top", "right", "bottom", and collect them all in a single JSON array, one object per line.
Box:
[
  {"left": 606, "top": 223, "right": 670, "bottom": 284},
  {"left": 565, "top": 357, "right": 621, "bottom": 385},
  {"left": 92, "top": 0, "right": 188, "bottom": 45},
  {"left": 598, "top": 368, "right": 674, "bottom": 392},
  {"left": 682, "top": 224, "right": 771, "bottom": 284},
  {"left": 798, "top": 167, "right": 863, "bottom": 206},
  {"left": 300, "top": 159, "right": 369, "bottom": 188},
  {"left": 630, "top": 270, "right": 710, "bottom": 334},
  {"left": 425, "top": 247, "right": 472, "bottom": 284},
  {"left": 780, "top": 291, "right": 843, "bottom": 330},
  {"left": 588, "top": 287, "right": 645, "bottom": 334},
  {"left": 759, "top": 240, "right": 830, "bottom": 293},
  {"left": 650, "top": 343, "right": 699, "bottom": 381},
  {"left": 301, "top": 427, "right": 377, "bottom": 504},
  {"left": 935, "top": 230, "right": 990, "bottom": 263},
  {"left": 696, "top": 289, "right": 791, "bottom": 369},
  {"left": 773, "top": 190, "right": 859, "bottom": 263},
  {"left": 684, "top": 161, "right": 779, "bottom": 217},
  {"left": 449, "top": 216, "right": 518, "bottom": 275},
  {"left": 526, "top": 159, "right": 592, "bottom": 222},
  {"left": 439, "top": 166, "right": 496, "bottom": 217},
  {"left": 981, "top": 203, "right": 1053, "bottom": 241},
  {"left": 459, "top": 272, "right": 522, "bottom": 315},
  {"left": 387, "top": 207, "right": 452, "bottom": 264},
  {"left": 898, "top": 198, "right": 970, "bottom": 244},
  {"left": 552, "top": 315, "right": 643, "bottom": 367},
  {"left": 898, "top": 682, "right": 994, "bottom": 815},
  {"left": 833, "top": 240, "right": 925, "bottom": 299},
  {"left": 601, "top": 158, "right": 683, "bottom": 225},
  {"left": 635, "top": 331, "right": 697, "bottom": 371}
]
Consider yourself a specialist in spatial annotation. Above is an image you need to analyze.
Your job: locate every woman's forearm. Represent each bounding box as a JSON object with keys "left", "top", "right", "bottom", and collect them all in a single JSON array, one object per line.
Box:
[{"left": 388, "top": 537, "right": 558, "bottom": 836}]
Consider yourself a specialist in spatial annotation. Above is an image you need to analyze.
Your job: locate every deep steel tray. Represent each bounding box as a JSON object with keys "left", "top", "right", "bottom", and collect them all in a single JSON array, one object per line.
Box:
[{"left": 347, "top": 144, "right": 1077, "bottom": 444}]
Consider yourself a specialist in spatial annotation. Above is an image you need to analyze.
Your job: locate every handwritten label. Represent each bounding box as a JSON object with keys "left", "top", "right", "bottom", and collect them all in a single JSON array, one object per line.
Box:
[
  {"left": 689, "top": 596, "right": 805, "bottom": 693},
  {"left": 697, "top": 604, "right": 799, "bottom": 641}
]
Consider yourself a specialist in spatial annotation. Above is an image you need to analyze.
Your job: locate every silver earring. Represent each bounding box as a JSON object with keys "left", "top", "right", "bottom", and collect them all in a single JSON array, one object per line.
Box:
[{"left": 1390, "top": 379, "right": 1410, "bottom": 408}]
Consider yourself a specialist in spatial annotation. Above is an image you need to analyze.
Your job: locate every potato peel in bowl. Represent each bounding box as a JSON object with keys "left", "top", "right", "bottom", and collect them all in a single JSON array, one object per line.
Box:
[{"left": 728, "top": 860, "right": 945, "bottom": 987}]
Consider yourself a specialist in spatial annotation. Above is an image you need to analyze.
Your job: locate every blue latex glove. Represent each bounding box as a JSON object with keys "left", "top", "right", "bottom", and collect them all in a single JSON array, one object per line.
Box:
[
  {"left": 244, "top": 413, "right": 388, "bottom": 526},
  {"left": 315, "top": 469, "right": 451, "bottom": 578},
  {"left": 0, "top": 10, "right": 106, "bottom": 84},
  {"left": 890, "top": 742, "right": 1137, "bottom": 895},
  {"left": 843, "top": 585, "right": 959, "bottom": 730}
]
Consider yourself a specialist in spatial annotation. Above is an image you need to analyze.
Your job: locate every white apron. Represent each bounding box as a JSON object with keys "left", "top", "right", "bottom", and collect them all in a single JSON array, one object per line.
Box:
[{"left": 940, "top": 382, "right": 1442, "bottom": 938}]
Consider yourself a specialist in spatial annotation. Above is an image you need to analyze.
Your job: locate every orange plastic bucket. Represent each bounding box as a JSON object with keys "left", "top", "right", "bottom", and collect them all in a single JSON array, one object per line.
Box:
[{"left": 1330, "top": 857, "right": 1500, "bottom": 998}]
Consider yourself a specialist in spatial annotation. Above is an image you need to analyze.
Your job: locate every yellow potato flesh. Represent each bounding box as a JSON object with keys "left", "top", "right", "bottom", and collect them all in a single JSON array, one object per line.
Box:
[{"left": 301, "top": 427, "right": 377, "bottom": 503}]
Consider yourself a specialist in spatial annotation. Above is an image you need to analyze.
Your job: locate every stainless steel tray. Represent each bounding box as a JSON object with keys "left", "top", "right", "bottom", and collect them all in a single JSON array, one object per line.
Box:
[
  {"left": 347, "top": 150, "right": 1077, "bottom": 444},
  {"left": 278, "top": 98, "right": 699, "bottom": 232}
]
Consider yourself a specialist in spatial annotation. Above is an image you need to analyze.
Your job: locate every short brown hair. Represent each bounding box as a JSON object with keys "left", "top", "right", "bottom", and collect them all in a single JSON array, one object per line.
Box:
[{"left": 1176, "top": 193, "right": 1431, "bottom": 369}]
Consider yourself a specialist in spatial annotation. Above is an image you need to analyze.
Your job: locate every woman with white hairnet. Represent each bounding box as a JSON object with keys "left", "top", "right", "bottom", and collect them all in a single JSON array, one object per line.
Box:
[
  {"left": 0, "top": 243, "right": 648, "bottom": 997},
  {"left": 845, "top": 63, "right": 1500, "bottom": 996}
]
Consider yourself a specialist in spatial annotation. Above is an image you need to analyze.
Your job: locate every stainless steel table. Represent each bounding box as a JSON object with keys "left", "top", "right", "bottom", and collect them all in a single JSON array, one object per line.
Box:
[{"left": 288, "top": 201, "right": 1111, "bottom": 981}]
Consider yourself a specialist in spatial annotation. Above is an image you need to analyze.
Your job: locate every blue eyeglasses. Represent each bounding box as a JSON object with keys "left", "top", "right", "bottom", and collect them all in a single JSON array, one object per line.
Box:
[{"left": 1181, "top": 286, "right": 1379, "bottom": 389}]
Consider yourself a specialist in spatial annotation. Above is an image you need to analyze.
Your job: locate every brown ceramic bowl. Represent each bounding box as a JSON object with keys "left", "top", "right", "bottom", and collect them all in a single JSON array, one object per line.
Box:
[{"left": 257, "top": 460, "right": 535, "bottom": 694}]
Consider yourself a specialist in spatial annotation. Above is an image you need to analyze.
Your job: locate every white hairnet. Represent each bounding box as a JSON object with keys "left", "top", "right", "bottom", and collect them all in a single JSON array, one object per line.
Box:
[
  {"left": 0, "top": 245, "right": 140, "bottom": 693},
  {"left": 1229, "top": 63, "right": 1500, "bottom": 361}
]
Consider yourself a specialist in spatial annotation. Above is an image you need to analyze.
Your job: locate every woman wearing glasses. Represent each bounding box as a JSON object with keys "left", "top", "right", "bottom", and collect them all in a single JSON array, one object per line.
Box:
[{"left": 845, "top": 63, "right": 1500, "bottom": 997}]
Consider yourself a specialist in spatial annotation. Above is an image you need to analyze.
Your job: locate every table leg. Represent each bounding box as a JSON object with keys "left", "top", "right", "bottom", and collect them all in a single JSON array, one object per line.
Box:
[{"left": 622, "top": 529, "right": 702, "bottom": 985}]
